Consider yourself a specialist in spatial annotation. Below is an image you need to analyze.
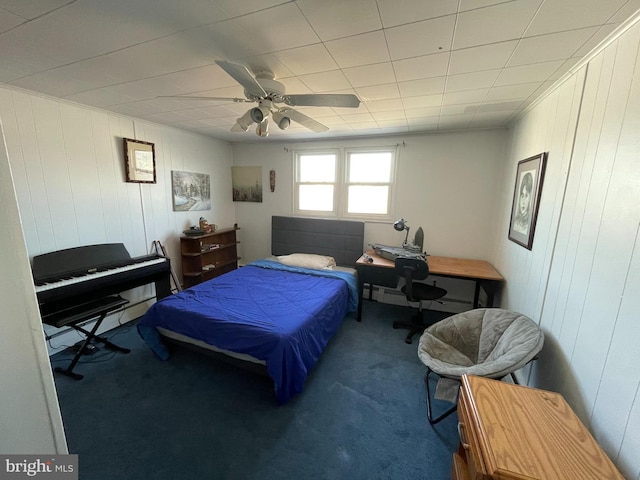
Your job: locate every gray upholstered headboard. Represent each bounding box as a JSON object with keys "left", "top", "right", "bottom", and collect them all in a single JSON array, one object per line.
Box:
[{"left": 271, "top": 216, "right": 365, "bottom": 267}]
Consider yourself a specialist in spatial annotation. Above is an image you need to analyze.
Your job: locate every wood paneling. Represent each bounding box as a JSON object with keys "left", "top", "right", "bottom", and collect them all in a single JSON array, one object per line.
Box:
[
  {"left": 0, "top": 86, "right": 234, "bottom": 354},
  {"left": 495, "top": 20, "right": 640, "bottom": 480}
]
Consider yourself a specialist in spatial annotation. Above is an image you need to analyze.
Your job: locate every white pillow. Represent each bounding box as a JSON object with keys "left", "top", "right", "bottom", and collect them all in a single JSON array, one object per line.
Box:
[{"left": 276, "top": 253, "right": 336, "bottom": 270}]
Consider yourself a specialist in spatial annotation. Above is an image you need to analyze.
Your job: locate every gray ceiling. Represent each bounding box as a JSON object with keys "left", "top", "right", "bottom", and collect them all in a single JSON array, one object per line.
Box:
[{"left": 1, "top": 0, "right": 639, "bottom": 142}]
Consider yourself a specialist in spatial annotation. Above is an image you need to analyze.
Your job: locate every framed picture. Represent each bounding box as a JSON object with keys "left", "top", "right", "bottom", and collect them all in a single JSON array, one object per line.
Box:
[
  {"left": 232, "top": 166, "right": 263, "bottom": 202},
  {"left": 171, "top": 170, "right": 211, "bottom": 211},
  {"left": 124, "top": 138, "right": 156, "bottom": 183},
  {"left": 508, "top": 152, "right": 547, "bottom": 250}
]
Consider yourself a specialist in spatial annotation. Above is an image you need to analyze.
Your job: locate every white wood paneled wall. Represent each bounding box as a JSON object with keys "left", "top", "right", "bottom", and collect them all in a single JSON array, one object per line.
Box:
[
  {"left": 493, "top": 20, "right": 640, "bottom": 479},
  {"left": 0, "top": 87, "right": 234, "bottom": 353}
]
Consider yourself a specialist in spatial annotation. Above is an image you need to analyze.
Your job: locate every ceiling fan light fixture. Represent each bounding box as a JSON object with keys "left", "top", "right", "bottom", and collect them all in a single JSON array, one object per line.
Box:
[
  {"left": 272, "top": 110, "right": 290, "bottom": 130},
  {"left": 256, "top": 118, "right": 269, "bottom": 137},
  {"left": 250, "top": 106, "right": 265, "bottom": 123},
  {"left": 234, "top": 109, "right": 255, "bottom": 131}
]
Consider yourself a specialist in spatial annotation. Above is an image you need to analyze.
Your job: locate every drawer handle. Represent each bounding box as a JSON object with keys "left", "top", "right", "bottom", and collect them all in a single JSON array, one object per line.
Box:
[{"left": 457, "top": 422, "right": 470, "bottom": 450}]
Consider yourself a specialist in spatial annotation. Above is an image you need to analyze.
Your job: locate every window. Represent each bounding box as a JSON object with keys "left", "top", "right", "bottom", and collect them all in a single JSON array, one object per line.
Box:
[
  {"left": 294, "top": 147, "right": 396, "bottom": 219},
  {"left": 345, "top": 150, "right": 394, "bottom": 217}
]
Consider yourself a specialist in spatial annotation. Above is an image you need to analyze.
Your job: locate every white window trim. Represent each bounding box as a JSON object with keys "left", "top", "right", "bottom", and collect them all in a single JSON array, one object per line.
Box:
[
  {"left": 341, "top": 146, "right": 396, "bottom": 221},
  {"left": 293, "top": 146, "right": 397, "bottom": 221},
  {"left": 293, "top": 149, "right": 340, "bottom": 218}
]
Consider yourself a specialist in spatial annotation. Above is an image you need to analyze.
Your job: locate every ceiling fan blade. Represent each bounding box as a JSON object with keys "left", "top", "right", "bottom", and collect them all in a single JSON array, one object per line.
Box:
[
  {"left": 284, "top": 94, "right": 360, "bottom": 108},
  {"left": 158, "top": 95, "right": 250, "bottom": 103},
  {"left": 215, "top": 60, "right": 267, "bottom": 99},
  {"left": 280, "top": 108, "right": 329, "bottom": 133}
]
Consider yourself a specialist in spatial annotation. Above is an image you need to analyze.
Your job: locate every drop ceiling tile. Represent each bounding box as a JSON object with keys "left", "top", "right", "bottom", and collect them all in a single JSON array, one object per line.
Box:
[
  {"left": 445, "top": 69, "right": 501, "bottom": 92},
  {"left": 448, "top": 40, "right": 518, "bottom": 75},
  {"left": 508, "top": 27, "right": 599, "bottom": 66},
  {"left": 64, "top": 88, "right": 140, "bottom": 108},
  {"left": 355, "top": 83, "right": 400, "bottom": 101},
  {"left": 365, "top": 99, "right": 404, "bottom": 112},
  {"left": 296, "top": 0, "right": 381, "bottom": 41},
  {"left": 398, "top": 77, "right": 446, "bottom": 97},
  {"left": 235, "top": 4, "right": 320, "bottom": 53},
  {"left": 494, "top": 60, "right": 564, "bottom": 86},
  {"left": 477, "top": 100, "right": 523, "bottom": 112},
  {"left": 385, "top": 15, "right": 456, "bottom": 60},
  {"left": 0, "top": 0, "right": 78, "bottom": 19},
  {"left": 485, "top": 82, "right": 541, "bottom": 101},
  {"left": 298, "top": 70, "right": 351, "bottom": 92},
  {"left": 272, "top": 44, "right": 338, "bottom": 75},
  {"left": 342, "top": 63, "right": 397, "bottom": 87},
  {"left": 377, "top": 0, "right": 458, "bottom": 28},
  {"left": 442, "top": 88, "right": 489, "bottom": 105},
  {"left": 212, "top": 0, "right": 288, "bottom": 18},
  {"left": 458, "top": 0, "right": 513, "bottom": 11},
  {"left": 403, "top": 94, "right": 442, "bottom": 109},
  {"left": 525, "top": 0, "right": 629, "bottom": 36},
  {"left": 393, "top": 53, "right": 450, "bottom": 82},
  {"left": 573, "top": 23, "right": 620, "bottom": 58},
  {"left": 0, "top": 8, "right": 25, "bottom": 32},
  {"left": 453, "top": 0, "right": 543, "bottom": 49},
  {"left": 370, "top": 109, "right": 407, "bottom": 121},
  {"left": 325, "top": 31, "right": 391, "bottom": 68},
  {"left": 441, "top": 103, "right": 480, "bottom": 115},
  {"left": 608, "top": 1, "right": 640, "bottom": 23}
]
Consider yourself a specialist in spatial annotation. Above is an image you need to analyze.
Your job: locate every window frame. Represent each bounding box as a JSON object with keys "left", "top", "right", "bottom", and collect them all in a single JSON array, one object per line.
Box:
[
  {"left": 341, "top": 147, "right": 396, "bottom": 220},
  {"left": 293, "top": 146, "right": 397, "bottom": 221},
  {"left": 293, "top": 149, "right": 340, "bottom": 218}
]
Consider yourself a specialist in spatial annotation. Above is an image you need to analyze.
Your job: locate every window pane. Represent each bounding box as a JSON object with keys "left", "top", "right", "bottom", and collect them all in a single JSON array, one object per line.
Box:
[
  {"left": 299, "top": 185, "right": 334, "bottom": 211},
  {"left": 347, "top": 185, "right": 389, "bottom": 214},
  {"left": 349, "top": 152, "right": 392, "bottom": 182},
  {"left": 299, "top": 155, "right": 336, "bottom": 182}
]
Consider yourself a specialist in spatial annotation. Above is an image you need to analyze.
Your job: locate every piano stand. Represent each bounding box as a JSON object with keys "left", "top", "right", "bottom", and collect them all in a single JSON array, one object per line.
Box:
[{"left": 51, "top": 296, "right": 130, "bottom": 380}]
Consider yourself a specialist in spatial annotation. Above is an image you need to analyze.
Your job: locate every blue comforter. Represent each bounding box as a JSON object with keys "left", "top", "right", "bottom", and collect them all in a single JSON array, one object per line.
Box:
[{"left": 137, "top": 260, "right": 357, "bottom": 404}]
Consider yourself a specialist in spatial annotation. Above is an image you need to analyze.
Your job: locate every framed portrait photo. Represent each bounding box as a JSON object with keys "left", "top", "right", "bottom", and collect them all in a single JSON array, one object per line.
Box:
[
  {"left": 508, "top": 152, "right": 547, "bottom": 250},
  {"left": 124, "top": 138, "right": 156, "bottom": 184}
]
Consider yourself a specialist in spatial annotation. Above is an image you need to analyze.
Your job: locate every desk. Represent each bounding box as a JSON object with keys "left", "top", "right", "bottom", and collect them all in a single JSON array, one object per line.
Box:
[{"left": 355, "top": 250, "right": 504, "bottom": 322}]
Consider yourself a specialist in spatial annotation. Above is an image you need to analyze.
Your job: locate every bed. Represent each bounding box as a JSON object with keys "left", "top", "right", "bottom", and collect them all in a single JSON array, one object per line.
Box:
[{"left": 137, "top": 216, "right": 365, "bottom": 404}]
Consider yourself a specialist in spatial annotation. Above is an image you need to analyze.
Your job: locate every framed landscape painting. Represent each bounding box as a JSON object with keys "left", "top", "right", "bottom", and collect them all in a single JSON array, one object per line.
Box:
[{"left": 171, "top": 170, "right": 211, "bottom": 211}]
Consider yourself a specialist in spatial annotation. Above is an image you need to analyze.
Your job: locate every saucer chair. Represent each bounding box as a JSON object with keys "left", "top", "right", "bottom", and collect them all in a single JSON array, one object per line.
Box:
[{"left": 417, "top": 308, "right": 544, "bottom": 424}]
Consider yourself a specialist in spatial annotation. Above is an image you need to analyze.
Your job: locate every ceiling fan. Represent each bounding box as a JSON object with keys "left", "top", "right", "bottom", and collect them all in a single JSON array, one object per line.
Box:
[{"left": 164, "top": 60, "right": 361, "bottom": 137}]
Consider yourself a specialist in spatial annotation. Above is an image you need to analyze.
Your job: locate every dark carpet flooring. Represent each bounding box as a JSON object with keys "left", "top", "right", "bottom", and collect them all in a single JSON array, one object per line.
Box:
[{"left": 52, "top": 301, "right": 459, "bottom": 480}]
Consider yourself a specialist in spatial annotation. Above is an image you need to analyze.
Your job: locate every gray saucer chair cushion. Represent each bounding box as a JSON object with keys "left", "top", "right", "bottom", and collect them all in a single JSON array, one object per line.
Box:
[{"left": 418, "top": 308, "right": 544, "bottom": 379}]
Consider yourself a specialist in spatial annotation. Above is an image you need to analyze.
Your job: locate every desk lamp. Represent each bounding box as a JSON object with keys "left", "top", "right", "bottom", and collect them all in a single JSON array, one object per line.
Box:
[{"left": 393, "top": 218, "right": 410, "bottom": 247}]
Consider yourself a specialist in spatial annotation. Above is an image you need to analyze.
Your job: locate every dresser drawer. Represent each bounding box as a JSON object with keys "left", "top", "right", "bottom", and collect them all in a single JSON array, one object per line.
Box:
[{"left": 457, "top": 392, "right": 485, "bottom": 480}]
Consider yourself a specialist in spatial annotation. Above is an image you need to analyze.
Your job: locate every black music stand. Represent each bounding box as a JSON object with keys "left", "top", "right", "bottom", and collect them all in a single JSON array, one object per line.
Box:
[{"left": 45, "top": 296, "right": 130, "bottom": 380}]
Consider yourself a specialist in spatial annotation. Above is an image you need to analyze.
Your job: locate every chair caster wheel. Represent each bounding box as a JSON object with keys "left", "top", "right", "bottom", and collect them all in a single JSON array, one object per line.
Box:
[{"left": 405, "top": 338, "right": 413, "bottom": 344}]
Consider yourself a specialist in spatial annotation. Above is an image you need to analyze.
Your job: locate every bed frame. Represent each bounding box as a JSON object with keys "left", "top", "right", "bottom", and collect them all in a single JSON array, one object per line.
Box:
[
  {"left": 271, "top": 215, "right": 365, "bottom": 266},
  {"left": 161, "top": 216, "right": 365, "bottom": 380}
]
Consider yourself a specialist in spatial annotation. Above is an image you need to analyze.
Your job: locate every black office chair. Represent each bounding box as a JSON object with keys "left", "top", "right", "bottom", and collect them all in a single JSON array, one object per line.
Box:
[{"left": 393, "top": 257, "right": 447, "bottom": 344}]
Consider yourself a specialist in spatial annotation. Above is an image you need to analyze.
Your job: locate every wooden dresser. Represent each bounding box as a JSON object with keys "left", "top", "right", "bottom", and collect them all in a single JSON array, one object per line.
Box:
[{"left": 452, "top": 375, "right": 624, "bottom": 480}]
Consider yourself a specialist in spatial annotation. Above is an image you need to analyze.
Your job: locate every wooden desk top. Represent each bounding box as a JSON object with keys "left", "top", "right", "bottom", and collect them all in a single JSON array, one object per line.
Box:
[
  {"left": 460, "top": 375, "right": 624, "bottom": 479},
  {"left": 358, "top": 250, "right": 504, "bottom": 282}
]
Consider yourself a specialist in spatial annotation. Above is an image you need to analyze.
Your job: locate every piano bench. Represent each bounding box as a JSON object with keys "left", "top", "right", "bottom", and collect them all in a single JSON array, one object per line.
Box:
[{"left": 51, "top": 295, "right": 130, "bottom": 380}]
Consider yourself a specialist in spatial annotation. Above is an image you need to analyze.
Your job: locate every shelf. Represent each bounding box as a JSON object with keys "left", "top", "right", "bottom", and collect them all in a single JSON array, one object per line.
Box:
[{"left": 180, "top": 228, "right": 240, "bottom": 288}]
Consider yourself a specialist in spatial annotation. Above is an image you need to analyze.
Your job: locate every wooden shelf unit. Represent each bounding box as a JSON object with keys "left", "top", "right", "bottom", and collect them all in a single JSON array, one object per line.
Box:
[{"left": 180, "top": 227, "right": 240, "bottom": 288}]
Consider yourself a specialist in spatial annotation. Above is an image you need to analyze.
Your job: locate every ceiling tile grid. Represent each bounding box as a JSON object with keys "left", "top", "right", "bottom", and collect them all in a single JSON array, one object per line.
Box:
[{"left": 0, "top": 0, "right": 638, "bottom": 141}]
